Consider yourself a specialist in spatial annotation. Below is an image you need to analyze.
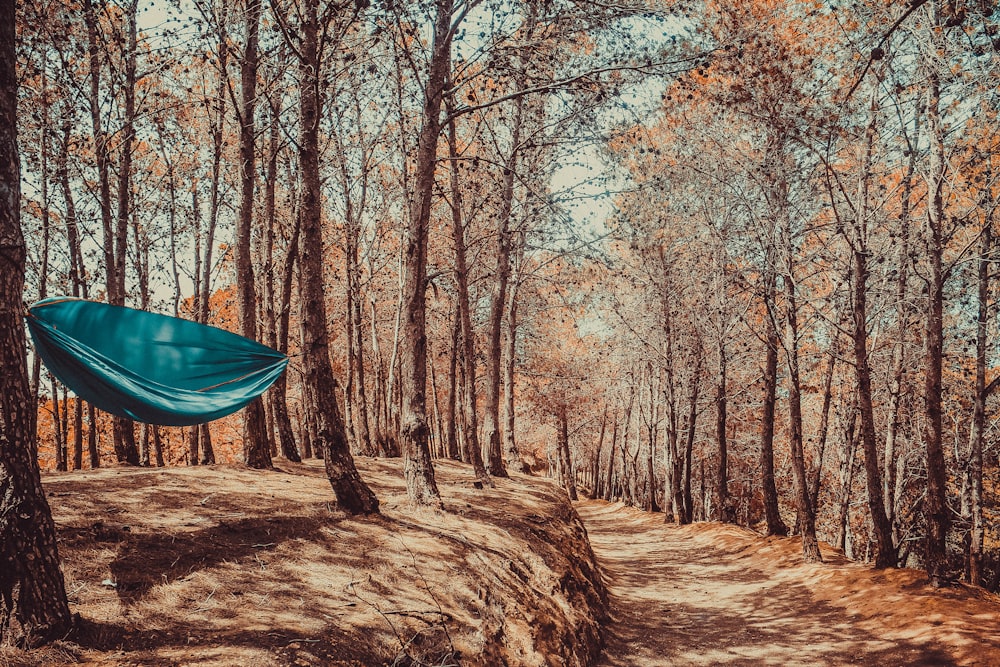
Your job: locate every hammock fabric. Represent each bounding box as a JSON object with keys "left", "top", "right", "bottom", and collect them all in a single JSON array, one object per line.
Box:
[{"left": 26, "top": 297, "right": 288, "bottom": 427}]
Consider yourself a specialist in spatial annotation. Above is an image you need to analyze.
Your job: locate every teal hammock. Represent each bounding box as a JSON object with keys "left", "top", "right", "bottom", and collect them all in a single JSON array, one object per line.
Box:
[{"left": 26, "top": 297, "right": 288, "bottom": 427}]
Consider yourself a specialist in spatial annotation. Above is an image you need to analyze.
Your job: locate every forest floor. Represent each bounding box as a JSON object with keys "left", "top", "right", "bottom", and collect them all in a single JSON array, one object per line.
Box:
[
  {"left": 577, "top": 500, "right": 1000, "bottom": 667},
  {"left": 5, "top": 459, "right": 606, "bottom": 667},
  {"left": 8, "top": 461, "right": 1000, "bottom": 667}
]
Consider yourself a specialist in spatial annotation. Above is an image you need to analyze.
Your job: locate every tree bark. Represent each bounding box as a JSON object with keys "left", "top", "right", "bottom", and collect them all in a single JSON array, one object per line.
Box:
[
  {"left": 297, "top": 0, "right": 378, "bottom": 513},
  {"left": 557, "top": 402, "right": 577, "bottom": 501},
  {"left": 502, "top": 269, "right": 525, "bottom": 473},
  {"left": 785, "top": 269, "right": 821, "bottom": 562},
  {"left": 0, "top": 6, "right": 73, "bottom": 638},
  {"left": 397, "top": 0, "right": 458, "bottom": 506},
  {"left": 760, "top": 267, "right": 788, "bottom": 536},
  {"left": 841, "top": 85, "right": 896, "bottom": 568},
  {"left": 922, "top": 35, "right": 949, "bottom": 585},
  {"left": 852, "top": 246, "right": 897, "bottom": 568},
  {"left": 263, "top": 94, "right": 300, "bottom": 463},
  {"left": 681, "top": 348, "right": 700, "bottom": 525},
  {"left": 966, "top": 214, "right": 991, "bottom": 586},
  {"left": 444, "top": 302, "right": 460, "bottom": 460},
  {"left": 236, "top": 0, "right": 272, "bottom": 469},
  {"left": 444, "top": 107, "right": 490, "bottom": 482},
  {"left": 714, "top": 339, "right": 730, "bottom": 522}
]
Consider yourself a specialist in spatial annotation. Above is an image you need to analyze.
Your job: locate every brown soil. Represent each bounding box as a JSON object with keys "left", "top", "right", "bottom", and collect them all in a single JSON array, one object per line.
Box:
[
  {"left": 577, "top": 500, "right": 1000, "bottom": 667},
  {"left": 3, "top": 459, "right": 606, "bottom": 667}
]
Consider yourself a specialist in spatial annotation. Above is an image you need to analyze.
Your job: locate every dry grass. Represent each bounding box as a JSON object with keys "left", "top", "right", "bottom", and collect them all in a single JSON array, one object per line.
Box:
[{"left": 3, "top": 458, "right": 606, "bottom": 667}]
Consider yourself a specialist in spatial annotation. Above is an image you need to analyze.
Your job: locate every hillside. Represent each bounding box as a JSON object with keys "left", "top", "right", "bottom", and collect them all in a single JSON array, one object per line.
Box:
[
  {"left": 7, "top": 460, "right": 1000, "bottom": 666},
  {"left": 4, "top": 459, "right": 607, "bottom": 667}
]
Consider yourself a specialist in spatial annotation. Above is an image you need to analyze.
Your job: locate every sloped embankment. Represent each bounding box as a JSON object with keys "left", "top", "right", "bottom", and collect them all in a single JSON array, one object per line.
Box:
[{"left": 14, "top": 459, "right": 607, "bottom": 667}]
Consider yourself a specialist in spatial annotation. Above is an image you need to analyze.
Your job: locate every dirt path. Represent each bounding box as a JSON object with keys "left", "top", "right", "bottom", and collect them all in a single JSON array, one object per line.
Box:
[{"left": 576, "top": 500, "right": 999, "bottom": 667}]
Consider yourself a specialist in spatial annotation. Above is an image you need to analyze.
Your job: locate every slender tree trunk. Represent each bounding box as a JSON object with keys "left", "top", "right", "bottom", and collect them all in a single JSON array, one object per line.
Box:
[
  {"left": 444, "top": 100, "right": 490, "bottom": 483},
  {"left": 30, "top": 62, "right": 50, "bottom": 404},
  {"left": 0, "top": 10, "right": 73, "bottom": 637},
  {"left": 557, "top": 402, "right": 577, "bottom": 501},
  {"left": 674, "top": 350, "right": 705, "bottom": 524},
  {"left": 885, "top": 115, "right": 918, "bottom": 535},
  {"left": 836, "top": 396, "right": 859, "bottom": 552},
  {"left": 715, "top": 339, "right": 730, "bottom": 522},
  {"left": 965, "top": 213, "right": 992, "bottom": 586},
  {"left": 445, "top": 302, "right": 460, "bottom": 460},
  {"left": 923, "top": 48, "right": 949, "bottom": 587},
  {"left": 592, "top": 403, "right": 607, "bottom": 499},
  {"left": 852, "top": 246, "right": 897, "bottom": 568},
  {"left": 604, "top": 411, "right": 618, "bottom": 500},
  {"left": 51, "top": 378, "right": 65, "bottom": 472},
  {"left": 646, "top": 366, "right": 661, "bottom": 513},
  {"left": 847, "top": 98, "right": 897, "bottom": 567},
  {"left": 87, "top": 403, "right": 98, "bottom": 468},
  {"left": 502, "top": 275, "right": 525, "bottom": 472},
  {"left": 236, "top": 0, "right": 272, "bottom": 469},
  {"left": 398, "top": 0, "right": 456, "bottom": 504},
  {"left": 152, "top": 426, "right": 164, "bottom": 467},
  {"left": 760, "top": 268, "right": 788, "bottom": 536},
  {"left": 110, "top": 0, "right": 139, "bottom": 466},
  {"left": 428, "top": 341, "right": 444, "bottom": 457},
  {"left": 785, "top": 268, "right": 821, "bottom": 562},
  {"left": 297, "top": 0, "right": 378, "bottom": 513},
  {"left": 84, "top": 0, "right": 138, "bottom": 466},
  {"left": 263, "top": 96, "right": 300, "bottom": 463},
  {"left": 273, "top": 212, "right": 300, "bottom": 462},
  {"left": 810, "top": 339, "right": 837, "bottom": 512}
]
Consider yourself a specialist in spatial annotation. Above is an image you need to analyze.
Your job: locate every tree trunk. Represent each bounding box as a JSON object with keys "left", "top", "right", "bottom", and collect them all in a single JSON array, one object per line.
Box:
[
  {"left": 845, "top": 96, "right": 897, "bottom": 567},
  {"left": 715, "top": 339, "right": 730, "bottom": 522},
  {"left": 444, "top": 108, "right": 490, "bottom": 483},
  {"left": 152, "top": 426, "right": 164, "bottom": 467},
  {"left": 263, "top": 95, "right": 300, "bottom": 463},
  {"left": 923, "top": 43, "right": 949, "bottom": 586},
  {"left": 785, "top": 269, "right": 821, "bottom": 562},
  {"left": 502, "top": 273, "right": 525, "bottom": 472},
  {"left": 557, "top": 402, "right": 577, "bottom": 501},
  {"left": 760, "top": 268, "right": 787, "bottom": 536},
  {"left": 681, "top": 350, "right": 700, "bottom": 525},
  {"left": 87, "top": 403, "right": 98, "bottom": 468},
  {"left": 444, "top": 302, "right": 460, "bottom": 460},
  {"left": 852, "top": 246, "right": 897, "bottom": 568},
  {"left": 273, "top": 210, "right": 300, "bottom": 462},
  {"left": 885, "top": 113, "right": 919, "bottom": 536},
  {"left": 297, "top": 0, "right": 378, "bottom": 513},
  {"left": 111, "top": 0, "right": 139, "bottom": 466},
  {"left": 397, "top": 0, "right": 458, "bottom": 505},
  {"left": 51, "top": 378, "right": 65, "bottom": 472},
  {"left": 236, "top": 0, "right": 272, "bottom": 469},
  {"left": 645, "top": 366, "right": 661, "bottom": 514},
  {"left": 966, "top": 215, "right": 991, "bottom": 586},
  {"left": 810, "top": 339, "right": 837, "bottom": 513},
  {"left": 836, "top": 398, "right": 859, "bottom": 553},
  {"left": 0, "top": 9, "right": 73, "bottom": 638},
  {"left": 30, "top": 61, "right": 50, "bottom": 404},
  {"left": 592, "top": 403, "right": 607, "bottom": 499}
]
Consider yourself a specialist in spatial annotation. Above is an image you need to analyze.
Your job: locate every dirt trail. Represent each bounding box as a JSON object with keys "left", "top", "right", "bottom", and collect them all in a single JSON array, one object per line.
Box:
[{"left": 577, "top": 500, "right": 1000, "bottom": 667}]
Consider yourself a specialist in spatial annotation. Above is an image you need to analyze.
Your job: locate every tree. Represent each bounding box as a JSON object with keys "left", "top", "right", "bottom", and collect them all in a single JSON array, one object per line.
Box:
[
  {"left": 395, "top": 0, "right": 454, "bottom": 506},
  {"left": 82, "top": 0, "right": 139, "bottom": 466},
  {"left": 235, "top": 0, "right": 272, "bottom": 469},
  {"left": 0, "top": 0, "right": 72, "bottom": 640},
  {"left": 277, "top": 0, "right": 380, "bottom": 513}
]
